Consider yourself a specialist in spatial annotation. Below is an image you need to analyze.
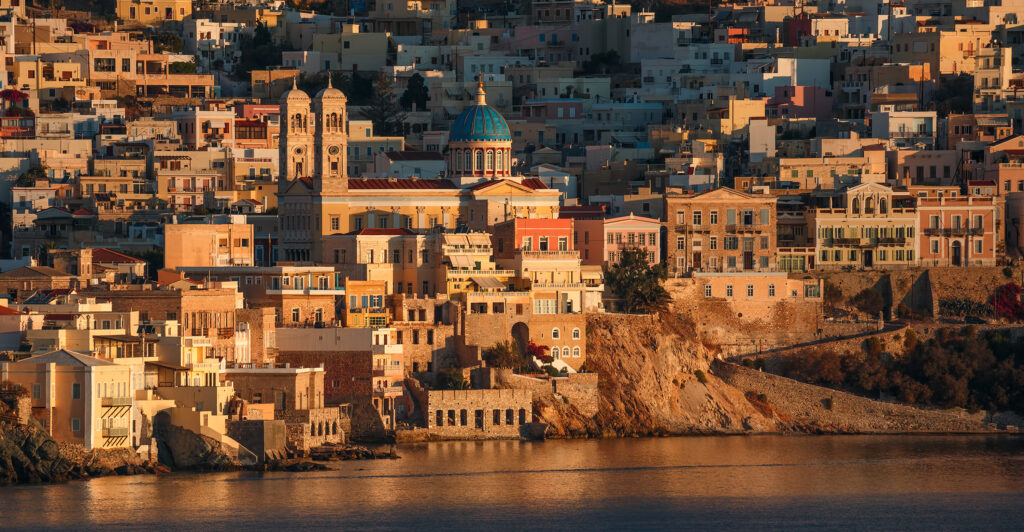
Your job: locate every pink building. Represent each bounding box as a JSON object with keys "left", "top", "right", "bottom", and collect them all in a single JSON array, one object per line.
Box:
[
  {"left": 766, "top": 86, "right": 832, "bottom": 123},
  {"left": 560, "top": 205, "right": 605, "bottom": 265},
  {"left": 604, "top": 214, "right": 661, "bottom": 266},
  {"left": 492, "top": 217, "right": 575, "bottom": 259}
]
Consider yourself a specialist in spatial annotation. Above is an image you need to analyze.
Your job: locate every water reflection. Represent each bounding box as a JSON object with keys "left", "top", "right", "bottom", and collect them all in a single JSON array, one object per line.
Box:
[{"left": 2, "top": 435, "right": 1022, "bottom": 530}]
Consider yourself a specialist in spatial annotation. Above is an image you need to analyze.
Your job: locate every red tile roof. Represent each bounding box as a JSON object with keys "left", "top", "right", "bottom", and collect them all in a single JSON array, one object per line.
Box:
[
  {"left": 91, "top": 247, "right": 145, "bottom": 264},
  {"left": 72, "top": 208, "right": 95, "bottom": 215},
  {"left": 348, "top": 178, "right": 457, "bottom": 190},
  {"left": 0, "top": 306, "right": 24, "bottom": 315},
  {"left": 559, "top": 205, "right": 606, "bottom": 220},
  {"left": 44, "top": 313, "right": 80, "bottom": 321},
  {"left": 345, "top": 228, "right": 417, "bottom": 236},
  {"left": 521, "top": 178, "right": 547, "bottom": 190}
]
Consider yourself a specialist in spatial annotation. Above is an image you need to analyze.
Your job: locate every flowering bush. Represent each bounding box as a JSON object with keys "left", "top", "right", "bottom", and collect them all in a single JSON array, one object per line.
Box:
[
  {"left": 989, "top": 283, "right": 1024, "bottom": 322},
  {"left": 0, "top": 89, "right": 27, "bottom": 103},
  {"left": 527, "top": 341, "right": 551, "bottom": 363}
]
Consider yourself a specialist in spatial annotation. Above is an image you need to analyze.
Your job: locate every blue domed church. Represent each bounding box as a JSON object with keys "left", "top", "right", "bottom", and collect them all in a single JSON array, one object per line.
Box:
[{"left": 448, "top": 82, "right": 513, "bottom": 179}]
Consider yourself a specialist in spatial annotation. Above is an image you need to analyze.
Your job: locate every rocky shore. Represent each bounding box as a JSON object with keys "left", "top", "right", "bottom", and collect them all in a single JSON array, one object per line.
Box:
[{"left": 531, "top": 313, "right": 1015, "bottom": 439}]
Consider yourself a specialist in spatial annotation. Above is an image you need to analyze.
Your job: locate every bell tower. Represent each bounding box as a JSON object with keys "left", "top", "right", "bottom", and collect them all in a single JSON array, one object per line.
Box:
[
  {"left": 313, "top": 76, "right": 349, "bottom": 194},
  {"left": 279, "top": 78, "right": 314, "bottom": 191}
]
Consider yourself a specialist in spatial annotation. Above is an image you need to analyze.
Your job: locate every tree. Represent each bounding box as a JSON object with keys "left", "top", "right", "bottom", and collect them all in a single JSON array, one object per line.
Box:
[
  {"left": 169, "top": 61, "right": 197, "bottom": 74},
  {"left": 15, "top": 165, "right": 47, "bottom": 187},
  {"left": 484, "top": 340, "right": 522, "bottom": 370},
  {"left": 360, "top": 72, "right": 407, "bottom": 136},
  {"left": 399, "top": 72, "right": 429, "bottom": 111},
  {"left": 436, "top": 367, "right": 469, "bottom": 390},
  {"left": 989, "top": 283, "right": 1024, "bottom": 322},
  {"left": 236, "top": 22, "right": 287, "bottom": 76},
  {"left": 149, "top": 32, "right": 184, "bottom": 54},
  {"left": 605, "top": 247, "right": 670, "bottom": 314},
  {"left": 930, "top": 75, "right": 974, "bottom": 117}
]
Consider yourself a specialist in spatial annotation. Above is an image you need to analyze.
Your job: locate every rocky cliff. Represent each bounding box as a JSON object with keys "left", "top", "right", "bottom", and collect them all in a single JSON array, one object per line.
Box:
[
  {"left": 536, "top": 313, "right": 782, "bottom": 437},
  {"left": 533, "top": 313, "right": 1000, "bottom": 437}
]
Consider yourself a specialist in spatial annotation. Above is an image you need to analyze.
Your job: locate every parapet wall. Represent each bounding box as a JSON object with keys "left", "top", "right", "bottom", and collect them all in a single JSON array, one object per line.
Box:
[{"left": 424, "top": 389, "right": 533, "bottom": 439}]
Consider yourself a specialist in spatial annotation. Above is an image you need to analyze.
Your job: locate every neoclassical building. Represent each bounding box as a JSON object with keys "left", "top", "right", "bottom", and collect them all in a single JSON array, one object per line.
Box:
[{"left": 278, "top": 80, "right": 560, "bottom": 263}]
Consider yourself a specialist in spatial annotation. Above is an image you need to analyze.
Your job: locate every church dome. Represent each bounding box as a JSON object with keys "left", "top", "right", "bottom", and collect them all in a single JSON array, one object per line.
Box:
[
  {"left": 282, "top": 77, "right": 310, "bottom": 102},
  {"left": 314, "top": 76, "right": 347, "bottom": 101},
  {"left": 449, "top": 83, "right": 511, "bottom": 143}
]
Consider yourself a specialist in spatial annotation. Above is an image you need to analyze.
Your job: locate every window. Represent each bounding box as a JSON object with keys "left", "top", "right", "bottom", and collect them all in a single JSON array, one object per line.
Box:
[
  {"left": 552, "top": 328, "right": 560, "bottom": 339},
  {"left": 692, "top": 211, "right": 702, "bottom": 225},
  {"left": 746, "top": 285, "right": 754, "bottom": 297},
  {"left": 975, "top": 240, "right": 982, "bottom": 254},
  {"left": 71, "top": 418, "right": 81, "bottom": 432},
  {"left": 331, "top": 216, "right": 339, "bottom": 231},
  {"left": 726, "top": 285, "right": 733, "bottom": 297},
  {"left": 572, "top": 328, "right": 581, "bottom": 339},
  {"left": 710, "top": 211, "right": 718, "bottom": 224},
  {"left": 291, "top": 308, "right": 300, "bottom": 322},
  {"left": 72, "top": 383, "right": 81, "bottom": 399},
  {"left": 710, "top": 237, "right": 718, "bottom": 250},
  {"left": 676, "top": 237, "right": 685, "bottom": 250},
  {"left": 704, "top": 285, "right": 712, "bottom": 297},
  {"left": 931, "top": 240, "right": 939, "bottom": 254},
  {"left": 768, "top": 284, "right": 775, "bottom": 297},
  {"left": 32, "top": 383, "right": 41, "bottom": 399},
  {"left": 573, "top": 347, "right": 581, "bottom": 358}
]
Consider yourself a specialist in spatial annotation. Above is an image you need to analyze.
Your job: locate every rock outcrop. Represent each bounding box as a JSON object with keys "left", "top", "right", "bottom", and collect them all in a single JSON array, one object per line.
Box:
[
  {"left": 532, "top": 312, "right": 1001, "bottom": 438},
  {"left": 0, "top": 419, "right": 77, "bottom": 484}
]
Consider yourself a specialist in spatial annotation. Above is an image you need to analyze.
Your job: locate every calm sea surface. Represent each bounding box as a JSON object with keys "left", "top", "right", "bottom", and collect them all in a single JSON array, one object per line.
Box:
[{"left": 1, "top": 435, "right": 1022, "bottom": 530}]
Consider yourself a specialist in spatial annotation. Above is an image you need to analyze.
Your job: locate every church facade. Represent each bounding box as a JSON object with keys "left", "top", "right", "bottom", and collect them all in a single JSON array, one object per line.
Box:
[{"left": 278, "top": 81, "right": 561, "bottom": 263}]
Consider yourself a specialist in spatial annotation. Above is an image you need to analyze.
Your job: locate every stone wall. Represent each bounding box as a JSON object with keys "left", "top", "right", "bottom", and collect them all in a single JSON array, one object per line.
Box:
[
  {"left": 424, "top": 389, "right": 532, "bottom": 440},
  {"left": 552, "top": 373, "right": 599, "bottom": 418},
  {"left": 276, "top": 350, "right": 372, "bottom": 404},
  {"left": 225, "top": 419, "right": 287, "bottom": 464},
  {"left": 283, "top": 407, "right": 345, "bottom": 450}
]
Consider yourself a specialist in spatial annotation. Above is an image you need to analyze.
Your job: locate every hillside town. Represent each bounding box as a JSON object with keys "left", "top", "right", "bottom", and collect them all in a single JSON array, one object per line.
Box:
[{"left": 1, "top": 0, "right": 1024, "bottom": 470}]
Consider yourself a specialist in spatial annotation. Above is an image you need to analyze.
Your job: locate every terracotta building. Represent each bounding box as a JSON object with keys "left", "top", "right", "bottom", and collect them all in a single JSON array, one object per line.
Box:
[{"left": 664, "top": 187, "right": 778, "bottom": 276}]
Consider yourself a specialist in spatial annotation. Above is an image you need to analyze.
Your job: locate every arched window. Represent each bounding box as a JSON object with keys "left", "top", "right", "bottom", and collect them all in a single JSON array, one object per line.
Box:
[
  {"left": 572, "top": 328, "right": 581, "bottom": 339},
  {"left": 573, "top": 346, "right": 581, "bottom": 357},
  {"left": 852, "top": 197, "right": 860, "bottom": 214},
  {"left": 486, "top": 150, "right": 494, "bottom": 170},
  {"left": 880, "top": 198, "right": 888, "bottom": 214},
  {"left": 496, "top": 150, "right": 503, "bottom": 172},
  {"left": 475, "top": 150, "right": 484, "bottom": 171},
  {"left": 866, "top": 196, "right": 875, "bottom": 214},
  {"left": 551, "top": 347, "right": 560, "bottom": 359},
  {"left": 464, "top": 150, "right": 472, "bottom": 171},
  {"left": 552, "top": 328, "right": 560, "bottom": 339},
  {"left": 454, "top": 150, "right": 461, "bottom": 171}
]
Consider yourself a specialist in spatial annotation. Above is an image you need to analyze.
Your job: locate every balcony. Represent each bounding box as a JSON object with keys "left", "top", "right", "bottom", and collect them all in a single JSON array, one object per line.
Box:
[
  {"left": 371, "top": 344, "right": 403, "bottom": 356},
  {"left": 876, "top": 237, "right": 906, "bottom": 246},
  {"left": 372, "top": 362, "right": 404, "bottom": 377},
  {"left": 831, "top": 237, "right": 862, "bottom": 246},
  {"left": 677, "top": 224, "right": 711, "bottom": 233},
  {"left": 725, "top": 223, "right": 763, "bottom": 233},
  {"left": 101, "top": 396, "right": 132, "bottom": 407},
  {"left": 102, "top": 427, "right": 130, "bottom": 438},
  {"left": 520, "top": 250, "right": 579, "bottom": 260},
  {"left": 373, "top": 383, "right": 404, "bottom": 397}
]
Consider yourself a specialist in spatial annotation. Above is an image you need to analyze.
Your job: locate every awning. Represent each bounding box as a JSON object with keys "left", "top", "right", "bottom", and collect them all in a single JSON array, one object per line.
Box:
[
  {"left": 449, "top": 255, "right": 473, "bottom": 268},
  {"left": 145, "top": 360, "right": 188, "bottom": 371},
  {"left": 443, "top": 234, "right": 470, "bottom": 247},
  {"left": 468, "top": 234, "right": 491, "bottom": 246},
  {"left": 207, "top": 120, "right": 227, "bottom": 128},
  {"left": 471, "top": 276, "right": 505, "bottom": 289}
]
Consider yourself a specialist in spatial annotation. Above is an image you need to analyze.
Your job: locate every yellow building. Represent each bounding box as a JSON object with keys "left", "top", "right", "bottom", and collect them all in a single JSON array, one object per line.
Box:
[
  {"left": 811, "top": 183, "right": 919, "bottom": 270},
  {"left": 116, "top": 0, "right": 192, "bottom": 26},
  {"left": 277, "top": 81, "right": 561, "bottom": 263},
  {"left": 342, "top": 279, "right": 390, "bottom": 327},
  {"left": 1, "top": 350, "right": 133, "bottom": 450}
]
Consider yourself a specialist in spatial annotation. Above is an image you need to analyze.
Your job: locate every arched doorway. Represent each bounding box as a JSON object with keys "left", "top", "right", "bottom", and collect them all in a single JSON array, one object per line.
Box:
[
  {"left": 951, "top": 241, "right": 962, "bottom": 267},
  {"left": 511, "top": 322, "right": 529, "bottom": 358}
]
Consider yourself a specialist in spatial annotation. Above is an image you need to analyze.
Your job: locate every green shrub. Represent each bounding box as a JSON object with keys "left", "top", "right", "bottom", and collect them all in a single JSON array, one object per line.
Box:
[
  {"left": 742, "top": 358, "right": 755, "bottom": 368},
  {"left": 1003, "top": 267, "right": 1014, "bottom": 278},
  {"left": 694, "top": 370, "right": 708, "bottom": 384},
  {"left": 851, "top": 288, "right": 885, "bottom": 315},
  {"left": 543, "top": 365, "right": 562, "bottom": 377}
]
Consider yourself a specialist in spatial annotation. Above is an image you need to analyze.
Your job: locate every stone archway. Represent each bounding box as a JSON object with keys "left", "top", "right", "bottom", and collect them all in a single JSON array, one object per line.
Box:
[{"left": 511, "top": 322, "right": 529, "bottom": 358}]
